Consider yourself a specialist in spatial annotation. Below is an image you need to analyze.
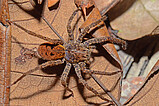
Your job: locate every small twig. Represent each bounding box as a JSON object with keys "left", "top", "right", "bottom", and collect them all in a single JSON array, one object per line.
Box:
[
  {"left": 91, "top": 74, "right": 122, "bottom": 106},
  {"left": 41, "top": 16, "right": 65, "bottom": 43}
]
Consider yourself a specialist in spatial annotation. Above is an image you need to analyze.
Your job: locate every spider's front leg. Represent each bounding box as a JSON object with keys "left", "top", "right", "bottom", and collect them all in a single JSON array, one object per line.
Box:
[
  {"left": 60, "top": 62, "right": 74, "bottom": 96},
  {"left": 73, "top": 63, "right": 113, "bottom": 104},
  {"left": 8, "top": 59, "right": 65, "bottom": 88},
  {"left": 67, "top": 9, "right": 81, "bottom": 43}
]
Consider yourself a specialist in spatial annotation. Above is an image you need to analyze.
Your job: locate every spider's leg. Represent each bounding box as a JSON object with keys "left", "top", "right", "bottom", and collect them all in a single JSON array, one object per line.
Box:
[
  {"left": 67, "top": 9, "right": 81, "bottom": 43},
  {"left": 8, "top": 59, "right": 64, "bottom": 88},
  {"left": 82, "top": 69, "right": 122, "bottom": 92},
  {"left": 60, "top": 62, "right": 74, "bottom": 95},
  {"left": 76, "top": 15, "right": 107, "bottom": 43},
  {"left": 79, "top": 62, "right": 122, "bottom": 75},
  {"left": 73, "top": 63, "right": 113, "bottom": 103},
  {"left": 83, "top": 69, "right": 122, "bottom": 75},
  {"left": 79, "top": 62, "right": 122, "bottom": 91},
  {"left": 83, "top": 36, "right": 127, "bottom": 50}
]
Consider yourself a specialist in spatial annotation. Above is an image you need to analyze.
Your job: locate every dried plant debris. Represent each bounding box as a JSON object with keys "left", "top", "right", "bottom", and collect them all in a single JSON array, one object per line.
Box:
[{"left": 118, "top": 25, "right": 159, "bottom": 104}]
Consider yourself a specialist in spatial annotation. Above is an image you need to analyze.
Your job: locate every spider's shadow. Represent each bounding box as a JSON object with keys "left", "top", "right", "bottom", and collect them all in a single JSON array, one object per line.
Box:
[
  {"left": 39, "top": 59, "right": 77, "bottom": 99},
  {"left": 38, "top": 59, "right": 66, "bottom": 75}
]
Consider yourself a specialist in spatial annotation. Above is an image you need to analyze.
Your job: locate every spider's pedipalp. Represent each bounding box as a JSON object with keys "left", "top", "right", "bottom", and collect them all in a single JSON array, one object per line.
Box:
[{"left": 60, "top": 62, "right": 74, "bottom": 96}]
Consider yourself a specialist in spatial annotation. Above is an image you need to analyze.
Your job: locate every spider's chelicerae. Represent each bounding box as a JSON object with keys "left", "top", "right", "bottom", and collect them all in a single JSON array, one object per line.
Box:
[{"left": 9, "top": 9, "right": 126, "bottom": 103}]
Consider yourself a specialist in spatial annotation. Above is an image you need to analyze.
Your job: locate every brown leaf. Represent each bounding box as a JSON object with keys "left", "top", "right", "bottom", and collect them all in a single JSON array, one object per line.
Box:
[
  {"left": 94, "top": 0, "right": 121, "bottom": 15},
  {"left": 109, "top": 0, "right": 159, "bottom": 40},
  {"left": 48, "top": 0, "right": 60, "bottom": 8},
  {"left": 74, "top": 0, "right": 122, "bottom": 16},
  {"left": 74, "top": 0, "right": 95, "bottom": 16},
  {"left": 117, "top": 25, "right": 159, "bottom": 104}
]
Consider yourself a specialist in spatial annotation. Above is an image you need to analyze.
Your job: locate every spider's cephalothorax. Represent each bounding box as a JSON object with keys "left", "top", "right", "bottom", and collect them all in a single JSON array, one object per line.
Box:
[
  {"left": 64, "top": 43, "right": 91, "bottom": 63},
  {"left": 10, "top": 9, "right": 127, "bottom": 104}
]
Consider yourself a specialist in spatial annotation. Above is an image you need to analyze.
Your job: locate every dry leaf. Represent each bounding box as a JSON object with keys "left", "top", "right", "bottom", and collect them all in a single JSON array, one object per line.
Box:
[
  {"left": 48, "top": 0, "right": 59, "bottom": 8},
  {"left": 118, "top": 22, "right": 159, "bottom": 105},
  {"left": 109, "top": 0, "right": 159, "bottom": 40},
  {"left": 94, "top": 0, "right": 122, "bottom": 15},
  {"left": 74, "top": 0, "right": 95, "bottom": 16}
]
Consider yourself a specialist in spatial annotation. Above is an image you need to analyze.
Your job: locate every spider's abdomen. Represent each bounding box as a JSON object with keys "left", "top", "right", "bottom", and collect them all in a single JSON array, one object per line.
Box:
[{"left": 38, "top": 42, "right": 65, "bottom": 60}]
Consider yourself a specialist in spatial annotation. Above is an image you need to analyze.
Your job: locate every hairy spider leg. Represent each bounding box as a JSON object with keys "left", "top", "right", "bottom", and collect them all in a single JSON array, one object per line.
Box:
[
  {"left": 76, "top": 15, "right": 107, "bottom": 44},
  {"left": 83, "top": 36, "right": 127, "bottom": 50},
  {"left": 8, "top": 59, "right": 65, "bottom": 88},
  {"left": 60, "top": 62, "right": 74, "bottom": 96},
  {"left": 67, "top": 9, "right": 81, "bottom": 43},
  {"left": 78, "top": 62, "right": 122, "bottom": 75},
  {"left": 73, "top": 63, "right": 113, "bottom": 103},
  {"left": 79, "top": 62, "right": 122, "bottom": 93}
]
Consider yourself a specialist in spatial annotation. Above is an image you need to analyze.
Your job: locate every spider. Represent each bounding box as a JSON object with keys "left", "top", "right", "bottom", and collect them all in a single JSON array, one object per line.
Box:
[{"left": 8, "top": 9, "right": 126, "bottom": 104}]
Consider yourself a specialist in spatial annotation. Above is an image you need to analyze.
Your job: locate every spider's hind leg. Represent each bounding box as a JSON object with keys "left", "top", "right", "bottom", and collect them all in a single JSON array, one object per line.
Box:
[
  {"left": 79, "top": 62, "right": 122, "bottom": 75},
  {"left": 79, "top": 62, "right": 122, "bottom": 94},
  {"left": 73, "top": 63, "right": 113, "bottom": 104}
]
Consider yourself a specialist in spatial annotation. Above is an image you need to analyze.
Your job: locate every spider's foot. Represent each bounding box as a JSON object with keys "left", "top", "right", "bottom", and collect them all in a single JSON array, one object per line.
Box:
[
  {"left": 68, "top": 89, "right": 74, "bottom": 97},
  {"left": 64, "top": 88, "right": 74, "bottom": 98}
]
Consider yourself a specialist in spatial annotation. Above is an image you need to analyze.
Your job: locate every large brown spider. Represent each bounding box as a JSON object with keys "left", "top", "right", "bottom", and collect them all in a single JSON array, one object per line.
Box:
[{"left": 8, "top": 9, "right": 126, "bottom": 104}]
